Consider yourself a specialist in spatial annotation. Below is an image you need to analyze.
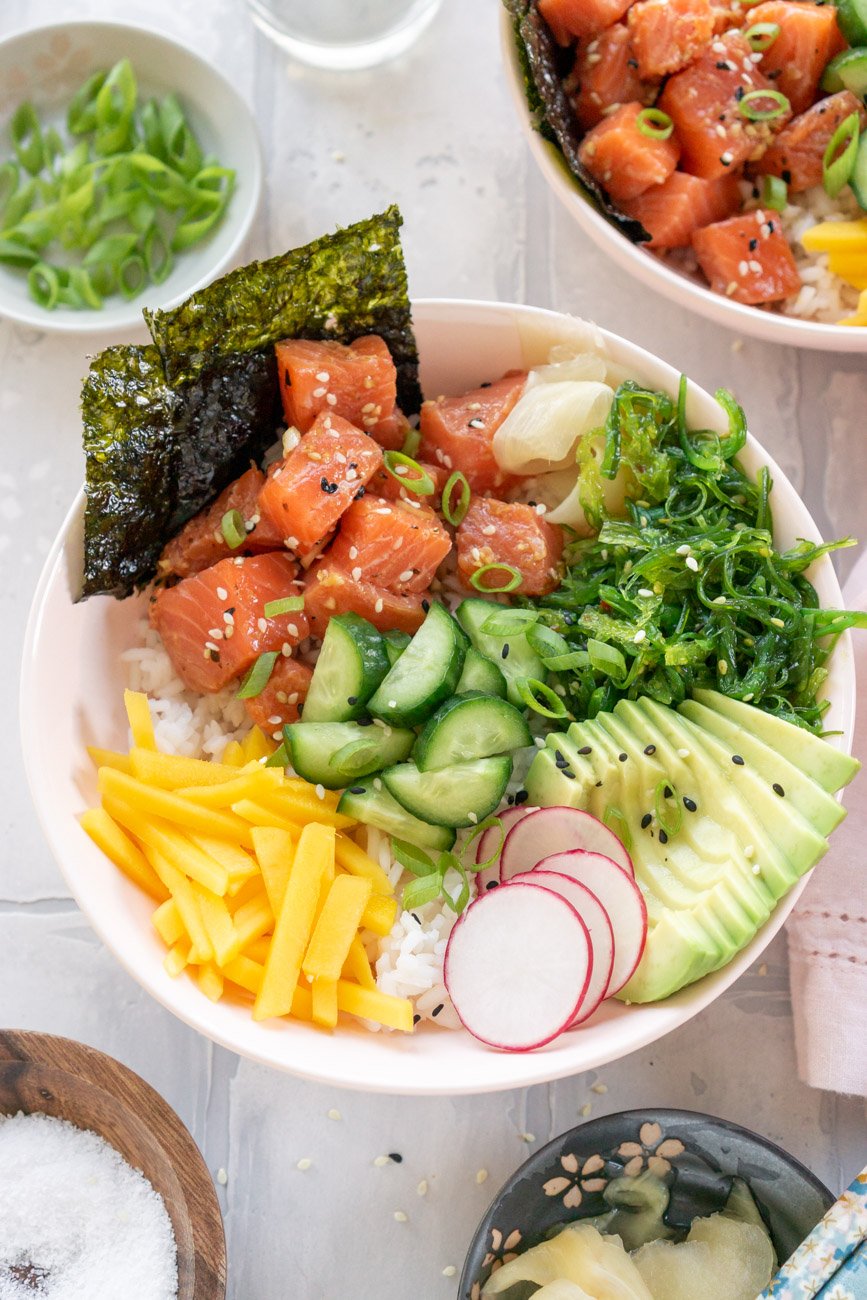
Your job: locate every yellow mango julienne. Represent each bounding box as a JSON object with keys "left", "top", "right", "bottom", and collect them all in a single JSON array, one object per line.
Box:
[
  {"left": 124, "top": 689, "right": 156, "bottom": 751},
  {"left": 304, "top": 875, "right": 373, "bottom": 983}
]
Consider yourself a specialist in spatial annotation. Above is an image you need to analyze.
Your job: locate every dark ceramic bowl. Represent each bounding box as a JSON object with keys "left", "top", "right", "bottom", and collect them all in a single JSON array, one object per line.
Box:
[{"left": 460, "top": 1108, "right": 834, "bottom": 1299}]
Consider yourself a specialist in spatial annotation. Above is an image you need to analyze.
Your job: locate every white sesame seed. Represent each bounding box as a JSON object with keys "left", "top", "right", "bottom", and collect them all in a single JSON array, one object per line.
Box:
[
  {"left": 534, "top": 736, "right": 545, "bottom": 748},
  {"left": 223, "top": 611, "right": 234, "bottom": 625},
  {"left": 744, "top": 845, "right": 754, "bottom": 859},
  {"left": 315, "top": 784, "right": 326, "bottom": 800},
  {"left": 770, "top": 616, "right": 785, "bottom": 628},
  {"left": 417, "top": 1179, "right": 428, "bottom": 1196},
  {"left": 714, "top": 595, "right": 727, "bottom": 605},
  {"left": 394, "top": 1211, "right": 408, "bottom": 1223},
  {"left": 296, "top": 1158, "right": 312, "bottom": 1171},
  {"left": 634, "top": 629, "right": 646, "bottom": 644},
  {"left": 580, "top": 1103, "right": 592, "bottom": 1117},
  {"left": 346, "top": 466, "right": 358, "bottom": 481},
  {"left": 676, "top": 543, "right": 691, "bottom": 556},
  {"left": 467, "top": 812, "right": 478, "bottom": 824},
  {"left": 285, "top": 535, "right": 299, "bottom": 549},
  {"left": 216, "top": 1167, "right": 228, "bottom": 1185},
  {"left": 204, "top": 640, "right": 219, "bottom": 653},
  {"left": 718, "top": 660, "right": 728, "bottom": 675},
  {"left": 685, "top": 555, "right": 699, "bottom": 572},
  {"left": 638, "top": 588, "right": 653, "bottom": 598},
  {"left": 312, "top": 386, "right": 327, "bottom": 398},
  {"left": 398, "top": 569, "right": 414, "bottom": 583},
  {"left": 752, "top": 863, "right": 762, "bottom": 875},
  {"left": 373, "top": 1155, "right": 390, "bottom": 1167},
  {"left": 476, "top": 1169, "right": 489, "bottom": 1184},
  {"left": 677, "top": 748, "right": 690, "bottom": 759},
  {"left": 281, "top": 643, "right": 292, "bottom": 657},
  {"left": 591, "top": 1082, "right": 608, "bottom": 1094},
  {"left": 257, "top": 617, "right": 267, "bottom": 632},
  {"left": 375, "top": 598, "right": 384, "bottom": 613},
  {"left": 326, "top": 393, "right": 337, "bottom": 406},
  {"left": 758, "top": 962, "right": 768, "bottom": 977},
  {"left": 349, "top": 545, "right": 359, "bottom": 560},
  {"left": 373, "top": 778, "right": 382, "bottom": 790},
  {"left": 268, "top": 715, "right": 283, "bottom": 726},
  {"left": 352, "top": 566, "right": 363, "bottom": 581},
  {"left": 535, "top": 503, "right": 547, "bottom": 515},
  {"left": 442, "top": 1266, "right": 457, "bottom": 1278},
  {"left": 316, "top": 371, "right": 330, "bottom": 382},
  {"left": 738, "top": 259, "right": 749, "bottom": 276},
  {"left": 481, "top": 524, "right": 496, "bottom": 536},
  {"left": 388, "top": 699, "right": 397, "bottom": 708},
  {"left": 216, "top": 586, "right": 228, "bottom": 600}
]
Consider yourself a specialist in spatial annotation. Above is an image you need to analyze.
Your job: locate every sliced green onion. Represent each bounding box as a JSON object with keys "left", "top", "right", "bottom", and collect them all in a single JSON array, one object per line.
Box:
[
  {"left": 401, "top": 425, "right": 422, "bottom": 459},
  {"left": 462, "top": 816, "right": 505, "bottom": 873},
  {"left": 636, "top": 108, "right": 674, "bottom": 140},
  {"left": 479, "top": 608, "right": 539, "bottom": 637},
  {"left": 0, "top": 161, "right": 19, "bottom": 215},
  {"left": 442, "top": 470, "right": 471, "bottom": 526},
  {"left": 654, "top": 778, "right": 684, "bottom": 839},
  {"left": 118, "top": 253, "right": 146, "bottom": 300},
  {"left": 603, "top": 806, "right": 633, "bottom": 854},
  {"left": 715, "top": 388, "right": 747, "bottom": 459},
  {"left": 263, "top": 595, "right": 305, "bottom": 617},
  {"left": 587, "top": 638, "right": 627, "bottom": 684},
  {"left": 543, "top": 649, "right": 590, "bottom": 672},
  {"left": 159, "top": 92, "right": 203, "bottom": 180},
  {"left": 67, "top": 71, "right": 107, "bottom": 135},
  {"left": 514, "top": 677, "right": 569, "bottom": 719},
  {"left": 171, "top": 192, "right": 231, "bottom": 251},
  {"left": 382, "top": 450, "right": 435, "bottom": 495},
  {"left": 144, "top": 225, "right": 173, "bottom": 285},
  {"left": 62, "top": 266, "right": 102, "bottom": 310},
  {"left": 440, "top": 852, "right": 471, "bottom": 915},
  {"left": 235, "top": 651, "right": 278, "bottom": 700},
  {"left": 744, "top": 21, "right": 780, "bottom": 50},
  {"left": 761, "top": 174, "right": 788, "bottom": 212},
  {"left": 526, "top": 622, "right": 571, "bottom": 660},
  {"left": 0, "top": 238, "right": 39, "bottom": 268},
  {"left": 469, "top": 563, "right": 522, "bottom": 594},
  {"left": 737, "top": 89, "right": 790, "bottom": 121},
  {"left": 264, "top": 741, "right": 289, "bottom": 768},
  {"left": 82, "top": 232, "right": 139, "bottom": 267},
  {"left": 823, "top": 111, "right": 860, "bottom": 198},
  {"left": 221, "top": 509, "right": 246, "bottom": 549},
  {"left": 392, "top": 838, "right": 436, "bottom": 878},
  {"left": 332, "top": 739, "right": 380, "bottom": 775},
  {"left": 402, "top": 871, "right": 444, "bottom": 911},
  {"left": 10, "top": 103, "right": 45, "bottom": 176},
  {"left": 27, "top": 261, "right": 60, "bottom": 309}
]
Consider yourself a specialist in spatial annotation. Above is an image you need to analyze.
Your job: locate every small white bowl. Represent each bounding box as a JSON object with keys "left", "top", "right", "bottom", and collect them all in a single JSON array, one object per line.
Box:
[
  {"left": 500, "top": 10, "right": 867, "bottom": 353},
  {"left": 0, "top": 21, "right": 262, "bottom": 335},
  {"left": 20, "top": 299, "right": 855, "bottom": 1094}
]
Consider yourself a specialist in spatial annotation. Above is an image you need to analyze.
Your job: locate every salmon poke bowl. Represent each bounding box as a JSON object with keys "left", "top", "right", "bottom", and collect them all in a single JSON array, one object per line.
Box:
[
  {"left": 502, "top": 0, "right": 867, "bottom": 349},
  {"left": 21, "top": 209, "right": 863, "bottom": 1093}
]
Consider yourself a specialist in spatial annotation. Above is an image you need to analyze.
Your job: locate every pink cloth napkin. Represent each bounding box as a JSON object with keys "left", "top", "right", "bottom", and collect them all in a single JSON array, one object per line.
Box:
[{"left": 788, "top": 552, "right": 867, "bottom": 1099}]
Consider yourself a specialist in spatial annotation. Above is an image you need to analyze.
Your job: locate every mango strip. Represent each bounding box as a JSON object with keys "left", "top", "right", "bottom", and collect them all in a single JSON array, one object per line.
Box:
[
  {"left": 223, "top": 954, "right": 264, "bottom": 996},
  {"left": 188, "top": 833, "right": 259, "bottom": 889},
  {"left": 220, "top": 740, "right": 245, "bottom": 768},
  {"left": 231, "top": 892, "right": 274, "bottom": 955},
  {"left": 164, "top": 939, "right": 191, "bottom": 977},
  {"left": 102, "top": 796, "right": 229, "bottom": 897},
  {"left": 342, "top": 934, "right": 376, "bottom": 990},
  {"left": 334, "top": 833, "right": 393, "bottom": 896},
  {"left": 87, "top": 746, "right": 133, "bottom": 773},
  {"left": 124, "top": 689, "right": 156, "bottom": 751},
  {"left": 231, "top": 800, "right": 303, "bottom": 833},
  {"left": 192, "top": 884, "right": 238, "bottom": 967},
  {"left": 130, "top": 747, "right": 247, "bottom": 790},
  {"left": 241, "top": 726, "right": 276, "bottom": 762},
  {"left": 152, "top": 898, "right": 185, "bottom": 947},
  {"left": 79, "top": 807, "right": 168, "bottom": 902},
  {"left": 250, "top": 826, "right": 295, "bottom": 915},
  {"left": 99, "top": 767, "right": 253, "bottom": 847},
  {"left": 801, "top": 218, "right": 867, "bottom": 252},
  {"left": 360, "top": 893, "right": 398, "bottom": 938},
  {"left": 335, "top": 981, "right": 414, "bottom": 1033},
  {"left": 197, "top": 962, "right": 225, "bottom": 1002},
  {"left": 178, "top": 768, "right": 283, "bottom": 808},
  {"left": 303, "top": 875, "right": 373, "bottom": 982},
  {"left": 146, "top": 848, "right": 212, "bottom": 963},
  {"left": 245, "top": 936, "right": 271, "bottom": 964},
  {"left": 311, "top": 977, "right": 339, "bottom": 1029}
]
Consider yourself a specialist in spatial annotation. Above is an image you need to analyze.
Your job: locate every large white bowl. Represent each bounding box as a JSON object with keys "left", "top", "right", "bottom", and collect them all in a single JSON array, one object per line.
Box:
[
  {"left": 0, "top": 21, "right": 262, "bottom": 334},
  {"left": 20, "top": 299, "right": 855, "bottom": 1094},
  {"left": 500, "top": 10, "right": 866, "bottom": 354}
]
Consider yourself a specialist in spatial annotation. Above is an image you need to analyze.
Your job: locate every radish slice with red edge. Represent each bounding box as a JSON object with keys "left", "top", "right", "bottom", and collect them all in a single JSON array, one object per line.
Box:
[
  {"left": 443, "top": 881, "right": 593, "bottom": 1051},
  {"left": 500, "top": 806, "right": 634, "bottom": 882},
  {"left": 508, "top": 869, "right": 615, "bottom": 1025},
  {"left": 534, "top": 849, "right": 647, "bottom": 996},
  {"left": 474, "top": 805, "right": 538, "bottom": 893}
]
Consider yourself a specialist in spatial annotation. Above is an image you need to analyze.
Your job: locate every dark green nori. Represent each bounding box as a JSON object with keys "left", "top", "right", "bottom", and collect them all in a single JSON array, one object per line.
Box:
[{"left": 502, "top": 0, "right": 651, "bottom": 245}]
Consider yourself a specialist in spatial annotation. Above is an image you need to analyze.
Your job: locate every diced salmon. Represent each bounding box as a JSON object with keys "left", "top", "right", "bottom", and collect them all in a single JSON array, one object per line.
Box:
[
  {"left": 257, "top": 413, "right": 383, "bottom": 553},
  {"left": 748, "top": 2, "right": 846, "bottom": 115},
  {"left": 275, "top": 336, "right": 403, "bottom": 449},
  {"left": 157, "top": 468, "right": 285, "bottom": 581},
  {"left": 304, "top": 558, "right": 426, "bottom": 637},
  {"left": 659, "top": 32, "right": 791, "bottom": 179},
  {"left": 456, "top": 499, "right": 564, "bottom": 598},
  {"left": 418, "top": 371, "right": 526, "bottom": 495},
  {"left": 568, "top": 24, "right": 656, "bottom": 132},
  {"left": 328, "top": 495, "right": 452, "bottom": 594},
  {"left": 243, "top": 657, "right": 313, "bottom": 738},
  {"left": 370, "top": 459, "right": 448, "bottom": 504},
  {"left": 538, "top": 0, "right": 631, "bottom": 45},
  {"left": 619, "top": 171, "right": 742, "bottom": 248},
  {"left": 627, "top": 0, "right": 716, "bottom": 78},
  {"left": 692, "top": 210, "right": 802, "bottom": 303},
  {"left": 710, "top": 2, "right": 745, "bottom": 32},
  {"left": 150, "top": 553, "right": 309, "bottom": 694},
  {"left": 578, "top": 101, "right": 681, "bottom": 202},
  {"left": 755, "top": 90, "right": 867, "bottom": 192}
]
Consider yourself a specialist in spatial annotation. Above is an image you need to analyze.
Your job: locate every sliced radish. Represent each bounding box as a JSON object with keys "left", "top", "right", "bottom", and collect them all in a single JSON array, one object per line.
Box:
[
  {"left": 444, "top": 882, "right": 593, "bottom": 1051},
  {"left": 500, "top": 805, "right": 634, "bottom": 882},
  {"left": 509, "top": 870, "right": 614, "bottom": 1024},
  {"left": 474, "top": 804, "right": 538, "bottom": 893},
  {"left": 535, "top": 850, "right": 647, "bottom": 996}
]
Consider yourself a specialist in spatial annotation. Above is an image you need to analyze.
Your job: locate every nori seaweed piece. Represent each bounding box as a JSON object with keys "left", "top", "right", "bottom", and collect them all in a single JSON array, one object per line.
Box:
[
  {"left": 145, "top": 205, "right": 421, "bottom": 415},
  {"left": 503, "top": 0, "right": 651, "bottom": 244}
]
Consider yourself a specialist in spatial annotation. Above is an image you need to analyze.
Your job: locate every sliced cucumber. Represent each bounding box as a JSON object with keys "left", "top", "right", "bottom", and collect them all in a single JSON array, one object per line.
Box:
[
  {"left": 455, "top": 598, "right": 547, "bottom": 708},
  {"left": 821, "top": 46, "right": 867, "bottom": 96},
  {"left": 368, "top": 602, "right": 466, "bottom": 727},
  {"left": 383, "top": 628, "right": 412, "bottom": 667},
  {"left": 456, "top": 645, "right": 507, "bottom": 698},
  {"left": 303, "top": 613, "right": 390, "bottom": 723},
  {"left": 337, "top": 779, "right": 456, "bottom": 851},
  {"left": 382, "top": 756, "right": 513, "bottom": 829},
  {"left": 851, "top": 131, "right": 867, "bottom": 210},
  {"left": 836, "top": 0, "right": 867, "bottom": 46},
  {"left": 284, "top": 721, "right": 414, "bottom": 789},
  {"left": 413, "top": 692, "right": 532, "bottom": 772}
]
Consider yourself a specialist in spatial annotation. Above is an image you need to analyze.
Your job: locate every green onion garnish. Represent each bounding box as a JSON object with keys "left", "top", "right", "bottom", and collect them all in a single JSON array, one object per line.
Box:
[
  {"left": 235, "top": 651, "right": 278, "bottom": 700},
  {"left": 392, "top": 838, "right": 436, "bottom": 878},
  {"left": 636, "top": 108, "right": 674, "bottom": 140},
  {"left": 744, "top": 21, "right": 780, "bottom": 51},
  {"left": 442, "top": 470, "right": 471, "bottom": 526},
  {"left": 514, "top": 677, "right": 569, "bottom": 719},
  {"left": 479, "top": 608, "right": 539, "bottom": 637},
  {"left": 331, "top": 738, "right": 380, "bottom": 776},
  {"left": 654, "top": 779, "right": 684, "bottom": 839},
  {"left": 382, "top": 450, "right": 436, "bottom": 496},
  {"left": 221, "top": 509, "right": 246, "bottom": 549},
  {"left": 265, "top": 741, "right": 289, "bottom": 768},
  {"left": 823, "top": 111, "right": 860, "bottom": 198},
  {"left": 526, "top": 622, "right": 571, "bottom": 661},
  {"left": 27, "top": 262, "right": 60, "bottom": 310},
  {"left": 737, "top": 89, "right": 790, "bottom": 122},
  {"left": 440, "top": 851, "right": 471, "bottom": 915},
  {"left": 462, "top": 815, "right": 505, "bottom": 873},
  {"left": 469, "top": 563, "right": 523, "bottom": 594},
  {"left": 401, "top": 873, "right": 443, "bottom": 910},
  {"left": 587, "top": 638, "right": 628, "bottom": 685},
  {"left": 401, "top": 425, "right": 422, "bottom": 459},
  {"left": 263, "top": 595, "right": 305, "bottom": 618},
  {"left": 761, "top": 174, "right": 788, "bottom": 212},
  {"left": 603, "top": 806, "right": 633, "bottom": 853}
]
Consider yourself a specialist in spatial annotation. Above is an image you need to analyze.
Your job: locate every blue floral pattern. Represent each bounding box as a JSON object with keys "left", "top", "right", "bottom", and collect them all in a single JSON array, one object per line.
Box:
[{"left": 760, "top": 1167, "right": 867, "bottom": 1299}]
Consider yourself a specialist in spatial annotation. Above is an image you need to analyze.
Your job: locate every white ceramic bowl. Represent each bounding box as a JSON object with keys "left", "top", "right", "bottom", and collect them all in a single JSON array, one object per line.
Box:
[
  {"left": 500, "top": 11, "right": 867, "bottom": 354},
  {"left": 0, "top": 21, "right": 262, "bottom": 334},
  {"left": 20, "top": 299, "right": 855, "bottom": 1094}
]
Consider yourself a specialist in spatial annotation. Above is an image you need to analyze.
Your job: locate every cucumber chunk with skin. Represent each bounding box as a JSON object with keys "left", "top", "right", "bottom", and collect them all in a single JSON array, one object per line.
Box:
[
  {"left": 284, "top": 721, "right": 414, "bottom": 789},
  {"left": 383, "top": 628, "right": 411, "bottom": 667},
  {"left": 337, "top": 778, "right": 456, "bottom": 851},
  {"left": 383, "top": 756, "right": 513, "bottom": 828},
  {"left": 413, "top": 692, "right": 532, "bottom": 771},
  {"left": 456, "top": 646, "right": 507, "bottom": 698},
  {"left": 368, "top": 602, "right": 466, "bottom": 727},
  {"left": 302, "top": 613, "right": 389, "bottom": 723},
  {"left": 455, "top": 597, "right": 546, "bottom": 708}
]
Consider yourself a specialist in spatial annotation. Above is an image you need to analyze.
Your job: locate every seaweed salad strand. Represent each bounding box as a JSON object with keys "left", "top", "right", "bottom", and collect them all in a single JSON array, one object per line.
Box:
[{"left": 526, "top": 378, "right": 867, "bottom": 733}]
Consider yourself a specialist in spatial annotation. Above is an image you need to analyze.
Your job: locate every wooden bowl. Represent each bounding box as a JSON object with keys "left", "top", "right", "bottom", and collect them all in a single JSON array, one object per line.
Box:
[{"left": 0, "top": 1030, "right": 226, "bottom": 1299}]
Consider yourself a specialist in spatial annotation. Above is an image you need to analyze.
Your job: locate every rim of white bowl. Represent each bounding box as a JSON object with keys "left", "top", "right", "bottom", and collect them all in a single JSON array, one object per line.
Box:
[
  {"left": 0, "top": 18, "right": 263, "bottom": 335},
  {"left": 499, "top": 10, "right": 867, "bottom": 354}
]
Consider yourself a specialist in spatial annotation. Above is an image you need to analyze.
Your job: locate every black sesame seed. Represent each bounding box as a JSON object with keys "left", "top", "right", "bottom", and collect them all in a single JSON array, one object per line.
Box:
[
  {"left": 284, "top": 369, "right": 292, "bottom": 386},
  {"left": 734, "top": 85, "right": 745, "bottom": 100},
  {"left": 501, "top": 644, "right": 510, "bottom": 659},
  {"left": 663, "top": 786, "right": 672, "bottom": 799},
  {"left": 618, "top": 752, "right": 628, "bottom": 763},
  {"left": 486, "top": 880, "right": 499, "bottom": 890},
  {"left": 411, "top": 913, "right": 421, "bottom": 925},
  {"left": 641, "top": 813, "right": 652, "bottom": 829},
  {"left": 320, "top": 476, "right": 338, "bottom": 494},
  {"left": 644, "top": 744, "right": 656, "bottom": 756},
  {"left": 347, "top": 695, "right": 358, "bottom": 705},
  {"left": 659, "top": 829, "right": 669, "bottom": 845},
  {"left": 348, "top": 786, "right": 366, "bottom": 794},
  {"left": 413, "top": 1014, "right": 421, "bottom": 1025},
  {"left": 782, "top": 169, "right": 792, "bottom": 184},
  {"left": 748, "top": 238, "right": 758, "bottom": 251},
  {"left": 354, "top": 485, "right": 366, "bottom": 500},
  {"left": 356, "top": 718, "right": 373, "bottom": 726},
  {"left": 421, "top": 598, "right": 430, "bottom": 612},
  {"left": 388, "top": 1153, "right": 403, "bottom": 1163},
  {"left": 683, "top": 796, "right": 697, "bottom": 812},
  {"left": 480, "top": 380, "right": 492, "bottom": 388},
  {"left": 563, "top": 770, "right": 576, "bottom": 780},
  {"left": 431, "top": 1004, "right": 444, "bottom": 1018},
  {"left": 627, "top": 57, "right": 639, "bottom": 68},
  {"left": 506, "top": 794, "right": 515, "bottom": 806},
  {"left": 514, "top": 789, "right": 529, "bottom": 806},
  {"left": 768, "top": 220, "right": 775, "bottom": 233},
  {"left": 554, "top": 750, "right": 568, "bottom": 768},
  {"left": 732, "top": 754, "right": 745, "bottom": 765},
  {"left": 716, "top": 60, "right": 729, "bottom": 69},
  {"left": 773, "top": 783, "right": 785, "bottom": 797},
  {"left": 595, "top": 781, "right": 603, "bottom": 788},
  {"left": 578, "top": 745, "right": 592, "bottom": 755}
]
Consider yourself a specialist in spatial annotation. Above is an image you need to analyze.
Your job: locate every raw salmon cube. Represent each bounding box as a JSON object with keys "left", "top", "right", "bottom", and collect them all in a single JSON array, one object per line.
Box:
[
  {"left": 328, "top": 495, "right": 452, "bottom": 594},
  {"left": 418, "top": 371, "right": 526, "bottom": 494},
  {"left": 275, "top": 335, "right": 405, "bottom": 449},
  {"left": 243, "top": 657, "right": 313, "bottom": 737},
  {"left": 755, "top": 90, "right": 867, "bottom": 192},
  {"left": 692, "top": 210, "right": 802, "bottom": 303},
  {"left": 538, "top": 0, "right": 631, "bottom": 44},
  {"left": 157, "top": 468, "right": 285, "bottom": 581},
  {"left": 578, "top": 101, "right": 681, "bottom": 202},
  {"left": 627, "top": 0, "right": 717, "bottom": 79},
  {"left": 747, "top": 2, "right": 846, "bottom": 115},
  {"left": 369, "top": 459, "right": 448, "bottom": 504},
  {"left": 456, "top": 499, "right": 564, "bottom": 598},
  {"left": 304, "top": 558, "right": 426, "bottom": 637},
  {"left": 568, "top": 24, "right": 656, "bottom": 132},
  {"left": 659, "top": 32, "right": 791, "bottom": 179},
  {"left": 620, "top": 171, "right": 742, "bottom": 248},
  {"left": 150, "top": 552, "right": 309, "bottom": 694},
  {"left": 257, "top": 413, "right": 383, "bottom": 553}
]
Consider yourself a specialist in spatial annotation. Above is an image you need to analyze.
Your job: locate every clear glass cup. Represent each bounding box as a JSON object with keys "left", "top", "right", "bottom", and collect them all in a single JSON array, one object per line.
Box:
[{"left": 246, "top": 0, "right": 443, "bottom": 70}]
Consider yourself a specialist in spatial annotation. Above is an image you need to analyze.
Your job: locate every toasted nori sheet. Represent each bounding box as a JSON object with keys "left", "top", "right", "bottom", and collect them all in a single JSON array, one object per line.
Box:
[
  {"left": 504, "top": 0, "right": 650, "bottom": 244},
  {"left": 80, "top": 208, "right": 419, "bottom": 600}
]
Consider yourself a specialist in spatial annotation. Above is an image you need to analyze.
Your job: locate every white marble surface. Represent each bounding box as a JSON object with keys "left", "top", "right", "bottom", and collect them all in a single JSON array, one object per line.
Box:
[{"left": 2, "top": 1, "right": 867, "bottom": 1296}]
